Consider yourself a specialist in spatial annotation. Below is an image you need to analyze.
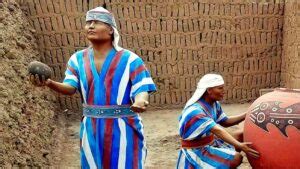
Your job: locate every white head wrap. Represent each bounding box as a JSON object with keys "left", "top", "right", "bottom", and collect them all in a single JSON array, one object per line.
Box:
[
  {"left": 184, "top": 74, "right": 224, "bottom": 108},
  {"left": 86, "top": 7, "right": 122, "bottom": 51}
]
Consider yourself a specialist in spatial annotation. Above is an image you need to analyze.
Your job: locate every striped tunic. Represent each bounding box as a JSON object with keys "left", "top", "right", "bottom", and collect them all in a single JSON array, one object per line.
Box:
[
  {"left": 177, "top": 98, "right": 236, "bottom": 169},
  {"left": 63, "top": 47, "right": 156, "bottom": 169}
]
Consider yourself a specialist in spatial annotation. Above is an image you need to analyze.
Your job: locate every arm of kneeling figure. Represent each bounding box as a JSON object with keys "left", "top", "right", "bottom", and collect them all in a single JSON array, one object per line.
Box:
[
  {"left": 211, "top": 125, "right": 260, "bottom": 158},
  {"left": 46, "top": 79, "right": 76, "bottom": 95},
  {"left": 220, "top": 112, "right": 246, "bottom": 127},
  {"left": 211, "top": 125, "right": 242, "bottom": 147}
]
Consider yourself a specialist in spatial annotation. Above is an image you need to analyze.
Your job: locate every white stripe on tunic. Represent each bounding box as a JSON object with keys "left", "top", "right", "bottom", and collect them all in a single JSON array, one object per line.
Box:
[
  {"left": 185, "top": 120, "right": 214, "bottom": 140},
  {"left": 65, "top": 74, "right": 78, "bottom": 83},
  {"left": 177, "top": 151, "right": 186, "bottom": 169},
  {"left": 216, "top": 113, "right": 227, "bottom": 122},
  {"left": 212, "top": 146, "right": 236, "bottom": 156},
  {"left": 70, "top": 53, "right": 79, "bottom": 68},
  {"left": 80, "top": 81, "right": 87, "bottom": 103},
  {"left": 138, "top": 115, "right": 147, "bottom": 168},
  {"left": 186, "top": 149, "right": 215, "bottom": 169},
  {"left": 131, "top": 77, "right": 154, "bottom": 95},
  {"left": 118, "top": 118, "right": 127, "bottom": 169},
  {"left": 179, "top": 106, "right": 198, "bottom": 129},
  {"left": 117, "top": 52, "right": 138, "bottom": 104},
  {"left": 82, "top": 117, "right": 97, "bottom": 168}
]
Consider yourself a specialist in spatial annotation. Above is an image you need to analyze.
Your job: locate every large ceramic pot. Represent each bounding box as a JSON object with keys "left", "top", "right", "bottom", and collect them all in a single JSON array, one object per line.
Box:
[{"left": 244, "top": 88, "right": 300, "bottom": 169}]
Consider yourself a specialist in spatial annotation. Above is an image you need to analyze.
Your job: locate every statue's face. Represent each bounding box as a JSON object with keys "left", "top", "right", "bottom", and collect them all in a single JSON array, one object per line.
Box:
[
  {"left": 207, "top": 85, "right": 225, "bottom": 101},
  {"left": 85, "top": 20, "right": 113, "bottom": 43}
]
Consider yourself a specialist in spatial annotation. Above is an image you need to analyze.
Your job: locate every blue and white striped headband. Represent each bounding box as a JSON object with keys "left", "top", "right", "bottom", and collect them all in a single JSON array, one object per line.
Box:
[{"left": 86, "top": 7, "right": 117, "bottom": 28}]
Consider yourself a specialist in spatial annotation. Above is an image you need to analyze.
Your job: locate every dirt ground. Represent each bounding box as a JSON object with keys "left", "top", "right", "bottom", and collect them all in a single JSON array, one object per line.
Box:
[{"left": 57, "top": 103, "right": 252, "bottom": 168}]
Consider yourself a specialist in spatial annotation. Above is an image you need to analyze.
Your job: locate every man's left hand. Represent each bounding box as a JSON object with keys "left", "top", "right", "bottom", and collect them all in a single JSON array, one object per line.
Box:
[{"left": 130, "top": 100, "right": 149, "bottom": 113}]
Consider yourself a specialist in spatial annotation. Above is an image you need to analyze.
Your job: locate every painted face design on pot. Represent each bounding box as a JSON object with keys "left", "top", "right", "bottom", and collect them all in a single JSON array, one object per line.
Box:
[{"left": 249, "top": 101, "right": 300, "bottom": 137}]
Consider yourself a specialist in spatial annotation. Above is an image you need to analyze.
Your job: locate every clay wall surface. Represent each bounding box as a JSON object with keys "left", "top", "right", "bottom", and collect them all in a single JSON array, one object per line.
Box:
[
  {"left": 281, "top": 0, "right": 300, "bottom": 88},
  {"left": 0, "top": 1, "right": 59, "bottom": 166},
  {"left": 17, "top": 0, "right": 284, "bottom": 109}
]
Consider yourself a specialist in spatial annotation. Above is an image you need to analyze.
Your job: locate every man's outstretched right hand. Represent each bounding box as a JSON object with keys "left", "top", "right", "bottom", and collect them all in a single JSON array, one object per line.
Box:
[{"left": 29, "top": 74, "right": 52, "bottom": 87}]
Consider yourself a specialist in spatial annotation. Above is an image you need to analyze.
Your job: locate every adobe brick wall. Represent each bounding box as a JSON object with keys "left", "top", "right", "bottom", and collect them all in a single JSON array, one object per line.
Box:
[
  {"left": 17, "top": 0, "right": 285, "bottom": 110},
  {"left": 281, "top": 0, "right": 300, "bottom": 88}
]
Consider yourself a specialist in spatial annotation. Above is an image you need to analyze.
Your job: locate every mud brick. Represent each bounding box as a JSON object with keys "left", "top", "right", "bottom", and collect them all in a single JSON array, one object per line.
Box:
[
  {"left": 160, "top": 33, "right": 166, "bottom": 46},
  {"left": 33, "top": 0, "right": 43, "bottom": 14},
  {"left": 154, "top": 94, "right": 160, "bottom": 105},
  {"left": 223, "top": 4, "right": 230, "bottom": 16},
  {"left": 165, "top": 79, "right": 170, "bottom": 90},
  {"left": 217, "top": 4, "right": 224, "bottom": 15},
  {"left": 240, "top": 33, "right": 246, "bottom": 45},
  {"left": 175, "top": 90, "right": 183, "bottom": 104},
  {"left": 214, "top": 4, "right": 219, "bottom": 15},
  {"left": 28, "top": 1, "right": 37, "bottom": 15},
  {"left": 131, "top": 22, "right": 138, "bottom": 33},
  {"left": 276, "top": 72, "right": 281, "bottom": 84},
  {"left": 251, "top": 3, "right": 258, "bottom": 15},
  {"left": 159, "top": 50, "right": 166, "bottom": 63},
  {"left": 227, "top": 87, "right": 232, "bottom": 99},
  {"left": 165, "top": 5, "right": 171, "bottom": 17},
  {"left": 116, "top": 5, "right": 123, "bottom": 18},
  {"left": 133, "top": 36, "right": 139, "bottom": 48},
  {"left": 126, "top": 21, "right": 133, "bottom": 33},
  {"left": 184, "top": 34, "right": 190, "bottom": 46},
  {"left": 267, "top": 3, "right": 275, "bottom": 14},
  {"left": 231, "top": 88, "right": 236, "bottom": 99},
  {"left": 185, "top": 77, "right": 191, "bottom": 91},
  {"left": 36, "top": 0, "right": 48, "bottom": 13},
  {"left": 49, "top": 34, "right": 56, "bottom": 47},
  {"left": 256, "top": 3, "right": 263, "bottom": 15},
  {"left": 160, "top": 93, "right": 166, "bottom": 105},
  {"left": 147, "top": 50, "right": 154, "bottom": 62},
  {"left": 226, "top": 32, "right": 231, "bottom": 44},
  {"left": 245, "top": 32, "right": 251, "bottom": 45},
  {"left": 123, "top": 5, "right": 129, "bottom": 19},
  {"left": 261, "top": 32, "right": 267, "bottom": 44},
  {"left": 156, "top": 64, "right": 162, "bottom": 76},
  {"left": 273, "top": 3, "right": 279, "bottom": 14},
  {"left": 215, "top": 32, "right": 221, "bottom": 45},
  {"left": 162, "top": 20, "right": 168, "bottom": 32},
  {"left": 255, "top": 32, "right": 260, "bottom": 44},
  {"left": 167, "top": 49, "right": 173, "bottom": 63},
  {"left": 158, "top": 5, "right": 165, "bottom": 17},
  {"left": 181, "top": 3, "right": 188, "bottom": 16},
  {"left": 203, "top": 3, "right": 209, "bottom": 15},
  {"left": 279, "top": 3, "right": 284, "bottom": 15},
  {"left": 235, "top": 88, "right": 241, "bottom": 100}
]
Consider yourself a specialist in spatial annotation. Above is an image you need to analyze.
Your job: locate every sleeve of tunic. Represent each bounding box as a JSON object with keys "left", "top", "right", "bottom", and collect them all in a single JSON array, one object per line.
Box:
[
  {"left": 215, "top": 102, "right": 228, "bottom": 123},
  {"left": 63, "top": 53, "right": 80, "bottom": 90},
  {"left": 129, "top": 56, "right": 157, "bottom": 99},
  {"left": 179, "top": 105, "right": 217, "bottom": 140}
]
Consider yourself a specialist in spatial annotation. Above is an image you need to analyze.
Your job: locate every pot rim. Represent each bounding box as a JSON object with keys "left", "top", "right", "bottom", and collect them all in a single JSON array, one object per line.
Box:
[{"left": 274, "top": 88, "right": 300, "bottom": 93}]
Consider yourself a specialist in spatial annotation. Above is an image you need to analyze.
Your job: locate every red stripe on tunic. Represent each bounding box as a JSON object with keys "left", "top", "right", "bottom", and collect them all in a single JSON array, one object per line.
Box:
[
  {"left": 68, "top": 66, "right": 78, "bottom": 77},
  {"left": 104, "top": 50, "right": 124, "bottom": 105},
  {"left": 130, "top": 64, "right": 146, "bottom": 81},
  {"left": 188, "top": 164, "right": 194, "bottom": 169},
  {"left": 103, "top": 119, "right": 114, "bottom": 169},
  {"left": 184, "top": 113, "right": 207, "bottom": 133},
  {"left": 202, "top": 149, "right": 231, "bottom": 166},
  {"left": 129, "top": 118, "right": 139, "bottom": 169},
  {"left": 83, "top": 49, "right": 94, "bottom": 105},
  {"left": 197, "top": 101, "right": 213, "bottom": 118},
  {"left": 87, "top": 81, "right": 95, "bottom": 104},
  {"left": 91, "top": 118, "right": 97, "bottom": 136}
]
